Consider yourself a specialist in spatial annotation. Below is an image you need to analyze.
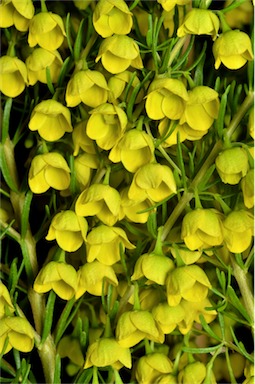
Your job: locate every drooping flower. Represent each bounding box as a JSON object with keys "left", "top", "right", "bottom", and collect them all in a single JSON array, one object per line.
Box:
[
  {"left": 241, "top": 169, "right": 254, "bottom": 209},
  {"left": 119, "top": 187, "right": 153, "bottom": 224},
  {"left": 135, "top": 353, "right": 174, "bottom": 384},
  {"left": 57, "top": 336, "right": 84, "bottom": 368},
  {"left": 152, "top": 302, "right": 185, "bottom": 334},
  {"left": 178, "top": 362, "right": 207, "bottom": 384},
  {"left": 0, "top": 282, "right": 14, "bottom": 319},
  {"left": 0, "top": 316, "right": 35, "bottom": 354},
  {"left": 72, "top": 121, "right": 97, "bottom": 156},
  {"left": 157, "top": 0, "right": 190, "bottom": 12},
  {"left": 108, "top": 70, "right": 144, "bottom": 104},
  {"left": 0, "top": 56, "right": 28, "bottom": 97},
  {"left": 215, "top": 147, "right": 249, "bottom": 184},
  {"left": 0, "top": 0, "right": 35, "bottom": 31},
  {"left": 224, "top": 0, "right": 253, "bottom": 29},
  {"left": 74, "top": 153, "right": 99, "bottom": 191}
]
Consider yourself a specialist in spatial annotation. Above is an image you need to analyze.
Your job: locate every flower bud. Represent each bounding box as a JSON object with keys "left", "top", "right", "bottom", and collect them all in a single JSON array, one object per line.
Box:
[
  {"left": 0, "top": 56, "right": 28, "bottom": 97},
  {"left": 152, "top": 302, "right": 185, "bottom": 334},
  {"left": 215, "top": 147, "right": 249, "bottom": 184},
  {"left": 135, "top": 352, "right": 173, "bottom": 384},
  {"left": 178, "top": 362, "right": 206, "bottom": 384},
  {"left": 74, "top": 153, "right": 99, "bottom": 190},
  {"left": 241, "top": 169, "right": 254, "bottom": 208},
  {"left": 0, "top": 282, "right": 14, "bottom": 319},
  {"left": 0, "top": 0, "right": 35, "bottom": 31},
  {"left": 0, "top": 316, "right": 35, "bottom": 354}
]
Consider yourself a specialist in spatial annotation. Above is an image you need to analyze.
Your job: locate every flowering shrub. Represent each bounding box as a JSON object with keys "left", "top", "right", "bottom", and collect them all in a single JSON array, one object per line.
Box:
[{"left": 0, "top": 0, "right": 254, "bottom": 383}]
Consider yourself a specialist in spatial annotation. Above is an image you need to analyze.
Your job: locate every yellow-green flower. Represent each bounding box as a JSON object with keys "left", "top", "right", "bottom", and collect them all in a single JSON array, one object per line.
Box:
[
  {"left": 166, "top": 265, "right": 212, "bottom": 306},
  {"left": 84, "top": 337, "right": 132, "bottom": 369},
  {"left": 93, "top": 0, "right": 133, "bottom": 38},
  {"left": 0, "top": 56, "right": 28, "bottom": 97},
  {"left": 26, "top": 48, "right": 63, "bottom": 85},
  {"left": 158, "top": 119, "right": 188, "bottom": 147},
  {"left": 0, "top": 316, "right": 35, "bottom": 354},
  {"left": 222, "top": 210, "right": 254, "bottom": 253},
  {"left": 46, "top": 211, "right": 88, "bottom": 252},
  {"left": 152, "top": 302, "right": 185, "bottom": 334},
  {"left": 33, "top": 261, "right": 78, "bottom": 300},
  {"left": 75, "top": 184, "right": 121, "bottom": 226},
  {"left": 86, "top": 224, "right": 135, "bottom": 265},
  {"left": 57, "top": 336, "right": 84, "bottom": 368},
  {"left": 72, "top": 121, "right": 97, "bottom": 156},
  {"left": 0, "top": 0, "right": 35, "bottom": 31},
  {"left": 162, "top": 7, "right": 185, "bottom": 38},
  {"left": 86, "top": 103, "right": 127, "bottom": 150},
  {"left": 65, "top": 69, "right": 109, "bottom": 108},
  {"left": 177, "top": 8, "right": 220, "bottom": 41},
  {"left": 181, "top": 208, "right": 224, "bottom": 251},
  {"left": 0, "top": 282, "right": 14, "bottom": 319},
  {"left": 155, "top": 374, "right": 178, "bottom": 384},
  {"left": 135, "top": 352, "right": 174, "bottom": 384},
  {"left": 28, "top": 99, "right": 73, "bottom": 141},
  {"left": 109, "top": 129, "right": 155, "bottom": 172},
  {"left": 28, "top": 152, "right": 71, "bottom": 194},
  {"left": 128, "top": 163, "right": 177, "bottom": 203},
  {"left": 178, "top": 362, "right": 206, "bottom": 384},
  {"left": 157, "top": 0, "right": 190, "bottom": 12},
  {"left": 215, "top": 147, "right": 249, "bottom": 184},
  {"left": 119, "top": 187, "right": 153, "bottom": 224},
  {"left": 224, "top": 0, "right": 253, "bottom": 29},
  {"left": 95, "top": 34, "right": 143, "bottom": 74},
  {"left": 241, "top": 169, "right": 254, "bottom": 209},
  {"left": 248, "top": 107, "right": 254, "bottom": 139},
  {"left": 28, "top": 11, "right": 66, "bottom": 50},
  {"left": 213, "top": 30, "right": 254, "bottom": 70},
  {"left": 74, "top": 153, "right": 99, "bottom": 191},
  {"left": 145, "top": 78, "right": 188, "bottom": 120},
  {"left": 108, "top": 70, "right": 144, "bottom": 104}
]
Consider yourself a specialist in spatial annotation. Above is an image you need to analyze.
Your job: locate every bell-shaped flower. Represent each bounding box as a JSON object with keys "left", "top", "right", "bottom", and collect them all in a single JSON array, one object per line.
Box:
[
  {"left": 155, "top": 374, "right": 178, "bottom": 384},
  {"left": 128, "top": 163, "right": 177, "bottom": 203},
  {"left": 178, "top": 362, "right": 206, "bottom": 384},
  {"left": 0, "top": 316, "right": 35, "bottom": 354},
  {"left": 116, "top": 310, "right": 164, "bottom": 347},
  {"left": 119, "top": 187, "right": 153, "bottom": 224},
  {"left": 46, "top": 211, "right": 88, "bottom": 252},
  {"left": 0, "top": 282, "right": 14, "bottom": 319},
  {"left": 26, "top": 48, "right": 63, "bottom": 86},
  {"left": 152, "top": 302, "right": 185, "bottom": 334},
  {"left": 57, "top": 335, "right": 84, "bottom": 367},
  {"left": 181, "top": 208, "right": 224, "bottom": 251},
  {"left": 139, "top": 287, "right": 165, "bottom": 311},
  {"left": 76, "top": 260, "right": 118, "bottom": 298},
  {"left": 213, "top": 30, "right": 254, "bottom": 70},
  {"left": 0, "top": 56, "right": 28, "bottom": 97},
  {"left": 0, "top": 0, "right": 35, "bottom": 31},
  {"left": 93, "top": 0, "right": 133, "bottom": 38},
  {"left": 222, "top": 210, "right": 254, "bottom": 253},
  {"left": 132, "top": 6, "right": 149, "bottom": 36},
  {"left": 28, "top": 152, "right": 71, "bottom": 194},
  {"left": 179, "top": 86, "right": 220, "bottom": 131},
  {"left": 215, "top": 147, "right": 249, "bottom": 185},
  {"left": 108, "top": 70, "right": 144, "bottom": 104},
  {"left": 241, "top": 169, "right": 254, "bottom": 209},
  {"left": 66, "top": 69, "right": 109, "bottom": 108},
  {"left": 177, "top": 8, "right": 220, "bottom": 40},
  {"left": 157, "top": 0, "right": 190, "bottom": 11},
  {"left": 86, "top": 224, "right": 135, "bottom": 265},
  {"left": 95, "top": 34, "right": 143, "bottom": 74},
  {"left": 166, "top": 265, "right": 212, "bottom": 306},
  {"left": 34, "top": 261, "right": 78, "bottom": 300},
  {"left": 72, "top": 121, "right": 97, "bottom": 156},
  {"left": 135, "top": 352, "right": 174, "bottom": 384},
  {"left": 145, "top": 78, "right": 188, "bottom": 120},
  {"left": 74, "top": 153, "right": 99, "bottom": 190},
  {"left": 158, "top": 119, "right": 188, "bottom": 147},
  {"left": 131, "top": 253, "right": 174, "bottom": 285},
  {"left": 109, "top": 129, "right": 155, "bottom": 172},
  {"left": 84, "top": 337, "right": 132, "bottom": 369},
  {"left": 28, "top": 11, "right": 66, "bottom": 50},
  {"left": 224, "top": 0, "right": 253, "bottom": 29},
  {"left": 75, "top": 183, "right": 121, "bottom": 226},
  {"left": 28, "top": 99, "right": 73, "bottom": 141},
  {"left": 86, "top": 103, "right": 127, "bottom": 150}
]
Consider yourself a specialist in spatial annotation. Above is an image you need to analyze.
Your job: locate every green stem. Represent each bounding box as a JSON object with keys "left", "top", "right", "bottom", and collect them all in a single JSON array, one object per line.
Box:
[
  {"left": 40, "top": 0, "right": 48, "bottom": 12},
  {"left": 168, "top": 36, "right": 189, "bottom": 68}
]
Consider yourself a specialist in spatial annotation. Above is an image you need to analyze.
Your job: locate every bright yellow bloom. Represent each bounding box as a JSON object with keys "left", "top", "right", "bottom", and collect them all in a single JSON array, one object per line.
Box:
[
  {"left": 145, "top": 78, "right": 188, "bottom": 120},
  {"left": 135, "top": 352, "right": 173, "bottom": 384},
  {"left": 157, "top": 0, "right": 190, "bottom": 12},
  {"left": 178, "top": 362, "right": 206, "bottom": 384},
  {"left": 26, "top": 48, "right": 63, "bottom": 86},
  {"left": 0, "top": 316, "right": 35, "bottom": 354},
  {"left": 0, "top": 282, "right": 14, "bottom": 319},
  {"left": 166, "top": 265, "right": 212, "bottom": 306},
  {"left": 155, "top": 374, "right": 178, "bottom": 384},
  {"left": 119, "top": 187, "right": 153, "bottom": 224},
  {"left": 86, "top": 103, "right": 128, "bottom": 150},
  {"left": 28, "top": 99, "right": 73, "bottom": 141},
  {"left": 215, "top": 147, "right": 249, "bottom": 184},
  {"left": 65, "top": 69, "right": 108, "bottom": 108},
  {"left": 241, "top": 169, "right": 254, "bottom": 209},
  {"left": 108, "top": 70, "right": 144, "bottom": 104},
  {"left": 224, "top": 0, "right": 253, "bottom": 29},
  {"left": 93, "top": 0, "right": 133, "bottom": 38},
  {"left": 75, "top": 184, "right": 121, "bottom": 226},
  {"left": 33, "top": 261, "right": 78, "bottom": 300},
  {"left": 0, "top": 0, "right": 35, "bottom": 31},
  {"left": 84, "top": 337, "right": 132, "bottom": 369},
  {"left": 72, "top": 121, "right": 97, "bottom": 156},
  {"left": 162, "top": 7, "right": 185, "bottom": 38},
  {"left": 95, "top": 34, "right": 143, "bottom": 74},
  {"left": 0, "top": 56, "right": 28, "bottom": 97},
  {"left": 213, "top": 30, "right": 254, "bottom": 70},
  {"left": 28, "top": 11, "right": 66, "bottom": 50},
  {"left": 28, "top": 152, "right": 71, "bottom": 194},
  {"left": 177, "top": 8, "right": 220, "bottom": 41},
  {"left": 109, "top": 129, "right": 155, "bottom": 172},
  {"left": 46, "top": 211, "right": 88, "bottom": 252},
  {"left": 74, "top": 153, "right": 99, "bottom": 190},
  {"left": 152, "top": 302, "right": 185, "bottom": 334}
]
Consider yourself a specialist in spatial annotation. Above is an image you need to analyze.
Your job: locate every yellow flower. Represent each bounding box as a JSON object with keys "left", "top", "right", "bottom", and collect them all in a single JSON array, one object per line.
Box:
[
  {"left": 0, "top": 0, "right": 35, "bottom": 31},
  {"left": 0, "top": 316, "right": 35, "bottom": 354},
  {"left": 108, "top": 70, "right": 144, "bottom": 104},
  {"left": 28, "top": 11, "right": 66, "bottom": 50},
  {"left": 28, "top": 99, "right": 73, "bottom": 141},
  {"left": 215, "top": 147, "right": 249, "bottom": 184},
  {"left": 181, "top": 208, "right": 224, "bottom": 251},
  {"left": 28, "top": 152, "right": 71, "bottom": 194},
  {"left": 158, "top": 119, "right": 188, "bottom": 147},
  {"left": 128, "top": 163, "right": 177, "bottom": 203},
  {"left": 155, "top": 374, "right": 178, "bottom": 384},
  {"left": 178, "top": 362, "right": 206, "bottom": 384},
  {"left": 157, "top": 0, "right": 190, "bottom": 12},
  {"left": 177, "top": 8, "right": 220, "bottom": 41},
  {"left": 76, "top": 260, "right": 118, "bottom": 298},
  {"left": 109, "top": 129, "right": 155, "bottom": 172},
  {"left": 222, "top": 210, "right": 254, "bottom": 253},
  {"left": 213, "top": 30, "right": 254, "bottom": 70},
  {"left": 241, "top": 169, "right": 254, "bottom": 209},
  {"left": 132, "top": 7, "right": 149, "bottom": 36},
  {"left": 74, "top": 153, "right": 99, "bottom": 191},
  {"left": 145, "top": 78, "right": 188, "bottom": 120},
  {"left": 0, "top": 56, "right": 28, "bottom": 97},
  {"left": 84, "top": 337, "right": 132, "bottom": 369},
  {"left": 95, "top": 34, "right": 143, "bottom": 74},
  {"left": 72, "top": 121, "right": 97, "bottom": 156},
  {"left": 93, "top": 0, "right": 133, "bottom": 38},
  {"left": 135, "top": 353, "right": 173, "bottom": 384},
  {"left": 224, "top": 0, "right": 253, "bottom": 29},
  {"left": 33, "top": 261, "right": 78, "bottom": 300},
  {"left": 65, "top": 69, "right": 109, "bottom": 108},
  {"left": 86, "top": 103, "right": 127, "bottom": 150},
  {"left": 57, "top": 336, "right": 84, "bottom": 367},
  {"left": 46, "top": 211, "right": 88, "bottom": 252},
  {"left": 162, "top": 7, "right": 185, "bottom": 38},
  {"left": 86, "top": 224, "right": 135, "bottom": 265},
  {"left": 75, "top": 184, "right": 121, "bottom": 226},
  {"left": 152, "top": 302, "right": 185, "bottom": 334},
  {"left": 116, "top": 310, "right": 164, "bottom": 347},
  {"left": 0, "top": 282, "right": 14, "bottom": 319},
  {"left": 119, "top": 187, "right": 153, "bottom": 224},
  {"left": 26, "top": 48, "right": 63, "bottom": 86},
  {"left": 166, "top": 265, "right": 212, "bottom": 306}
]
